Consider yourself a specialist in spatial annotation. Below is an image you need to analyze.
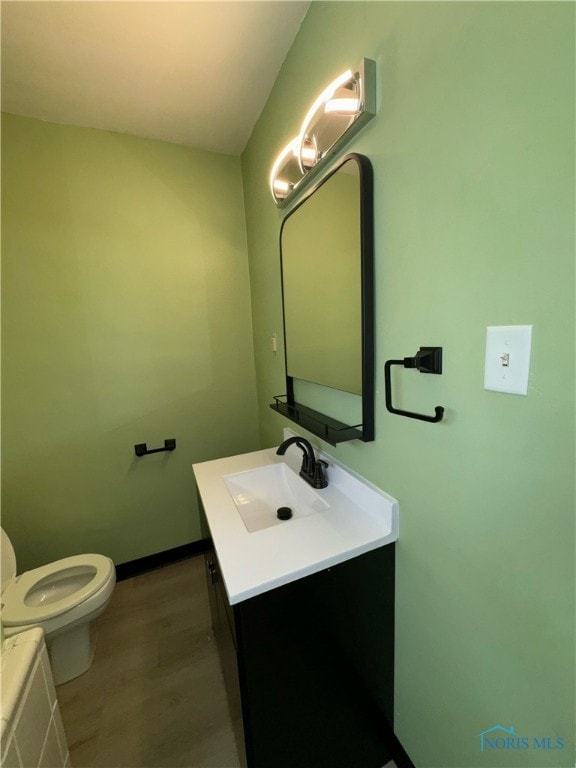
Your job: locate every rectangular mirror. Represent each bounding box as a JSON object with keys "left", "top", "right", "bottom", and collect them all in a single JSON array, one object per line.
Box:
[{"left": 271, "top": 153, "right": 374, "bottom": 444}]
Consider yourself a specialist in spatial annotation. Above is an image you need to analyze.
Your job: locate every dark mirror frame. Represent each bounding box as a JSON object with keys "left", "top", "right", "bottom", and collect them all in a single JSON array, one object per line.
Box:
[{"left": 271, "top": 153, "right": 374, "bottom": 445}]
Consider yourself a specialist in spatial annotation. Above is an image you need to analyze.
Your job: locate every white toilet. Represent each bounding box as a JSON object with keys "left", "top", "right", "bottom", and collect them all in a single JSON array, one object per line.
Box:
[{"left": 1, "top": 527, "right": 116, "bottom": 685}]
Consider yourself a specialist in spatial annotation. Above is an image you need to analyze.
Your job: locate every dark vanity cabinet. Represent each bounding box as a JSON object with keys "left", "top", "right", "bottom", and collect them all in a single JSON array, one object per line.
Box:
[{"left": 203, "top": 525, "right": 396, "bottom": 768}]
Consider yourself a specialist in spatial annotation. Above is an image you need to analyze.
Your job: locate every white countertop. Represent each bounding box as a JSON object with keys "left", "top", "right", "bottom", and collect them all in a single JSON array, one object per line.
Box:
[{"left": 193, "top": 442, "right": 399, "bottom": 605}]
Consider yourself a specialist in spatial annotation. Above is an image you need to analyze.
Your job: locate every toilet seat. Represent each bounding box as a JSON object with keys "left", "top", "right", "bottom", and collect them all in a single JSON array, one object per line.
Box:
[{"left": 2, "top": 554, "right": 115, "bottom": 626}]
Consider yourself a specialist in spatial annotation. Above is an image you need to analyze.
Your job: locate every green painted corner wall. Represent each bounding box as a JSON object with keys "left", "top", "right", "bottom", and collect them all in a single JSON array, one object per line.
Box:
[
  {"left": 1, "top": 113, "right": 259, "bottom": 570},
  {"left": 241, "top": 3, "right": 575, "bottom": 768}
]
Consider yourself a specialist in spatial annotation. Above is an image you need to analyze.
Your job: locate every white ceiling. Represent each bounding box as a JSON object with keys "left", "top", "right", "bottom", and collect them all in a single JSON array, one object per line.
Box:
[{"left": 1, "top": 1, "right": 310, "bottom": 155}]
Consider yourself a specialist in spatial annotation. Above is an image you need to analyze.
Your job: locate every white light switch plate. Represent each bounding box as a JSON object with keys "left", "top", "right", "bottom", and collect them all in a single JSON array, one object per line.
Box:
[{"left": 484, "top": 325, "right": 532, "bottom": 395}]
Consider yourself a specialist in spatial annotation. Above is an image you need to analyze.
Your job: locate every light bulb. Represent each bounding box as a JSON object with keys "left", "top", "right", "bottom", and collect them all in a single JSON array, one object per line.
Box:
[
  {"left": 273, "top": 180, "right": 291, "bottom": 193},
  {"left": 324, "top": 98, "right": 361, "bottom": 115},
  {"left": 295, "top": 146, "right": 317, "bottom": 162}
]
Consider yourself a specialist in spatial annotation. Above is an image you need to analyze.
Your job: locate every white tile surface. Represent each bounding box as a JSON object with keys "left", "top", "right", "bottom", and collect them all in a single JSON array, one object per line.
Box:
[
  {"left": 1, "top": 718, "right": 10, "bottom": 747},
  {"left": 39, "top": 647, "right": 57, "bottom": 709},
  {"left": 39, "top": 720, "right": 63, "bottom": 768},
  {"left": 51, "top": 703, "right": 70, "bottom": 765},
  {"left": 1, "top": 735, "right": 21, "bottom": 768},
  {"left": 194, "top": 445, "right": 399, "bottom": 604},
  {"left": 13, "top": 660, "right": 52, "bottom": 768},
  {"left": 1, "top": 629, "right": 43, "bottom": 723},
  {"left": 1, "top": 628, "right": 68, "bottom": 768}
]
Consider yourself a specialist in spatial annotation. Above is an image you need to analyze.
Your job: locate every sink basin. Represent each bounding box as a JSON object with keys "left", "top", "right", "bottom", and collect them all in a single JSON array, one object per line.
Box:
[
  {"left": 223, "top": 463, "right": 329, "bottom": 533},
  {"left": 193, "top": 436, "right": 400, "bottom": 603}
]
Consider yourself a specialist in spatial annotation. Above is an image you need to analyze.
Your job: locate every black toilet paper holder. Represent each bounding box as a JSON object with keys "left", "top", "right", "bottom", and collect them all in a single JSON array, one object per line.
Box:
[
  {"left": 134, "top": 439, "right": 176, "bottom": 457},
  {"left": 384, "top": 347, "right": 444, "bottom": 423}
]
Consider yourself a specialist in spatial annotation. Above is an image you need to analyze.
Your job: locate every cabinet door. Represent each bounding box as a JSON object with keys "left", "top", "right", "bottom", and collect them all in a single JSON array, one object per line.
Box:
[
  {"left": 233, "top": 545, "right": 395, "bottom": 768},
  {"left": 205, "top": 551, "right": 246, "bottom": 767}
]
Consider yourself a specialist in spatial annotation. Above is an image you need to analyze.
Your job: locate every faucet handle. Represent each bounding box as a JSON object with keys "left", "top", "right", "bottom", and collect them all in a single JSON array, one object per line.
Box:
[{"left": 312, "top": 460, "right": 328, "bottom": 489}]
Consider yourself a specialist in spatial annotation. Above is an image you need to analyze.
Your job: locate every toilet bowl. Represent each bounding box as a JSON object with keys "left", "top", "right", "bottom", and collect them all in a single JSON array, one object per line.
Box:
[{"left": 1, "top": 528, "right": 116, "bottom": 684}]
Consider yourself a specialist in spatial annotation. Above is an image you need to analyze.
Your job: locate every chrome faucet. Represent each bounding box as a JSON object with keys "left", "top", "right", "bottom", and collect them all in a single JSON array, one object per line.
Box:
[{"left": 276, "top": 436, "right": 328, "bottom": 489}]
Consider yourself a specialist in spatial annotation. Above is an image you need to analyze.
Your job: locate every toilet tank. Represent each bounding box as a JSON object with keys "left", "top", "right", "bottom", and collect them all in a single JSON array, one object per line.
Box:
[{"left": 1, "top": 528, "right": 17, "bottom": 594}]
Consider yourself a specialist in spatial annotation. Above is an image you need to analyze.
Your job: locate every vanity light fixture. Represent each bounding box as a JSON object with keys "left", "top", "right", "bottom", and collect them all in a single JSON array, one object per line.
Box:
[
  {"left": 269, "top": 58, "right": 376, "bottom": 206},
  {"left": 295, "top": 68, "right": 356, "bottom": 173}
]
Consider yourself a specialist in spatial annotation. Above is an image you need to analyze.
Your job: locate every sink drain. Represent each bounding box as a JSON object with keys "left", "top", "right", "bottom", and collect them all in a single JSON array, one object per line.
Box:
[{"left": 277, "top": 506, "right": 293, "bottom": 521}]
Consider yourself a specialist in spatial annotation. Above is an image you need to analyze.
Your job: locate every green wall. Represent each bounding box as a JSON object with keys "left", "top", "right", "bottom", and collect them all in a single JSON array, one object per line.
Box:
[
  {"left": 241, "top": 3, "right": 575, "bottom": 767},
  {"left": 1, "top": 113, "right": 259, "bottom": 570}
]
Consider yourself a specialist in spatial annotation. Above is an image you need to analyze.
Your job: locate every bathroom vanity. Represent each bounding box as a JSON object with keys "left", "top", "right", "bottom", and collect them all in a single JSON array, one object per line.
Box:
[{"left": 194, "top": 442, "right": 399, "bottom": 768}]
